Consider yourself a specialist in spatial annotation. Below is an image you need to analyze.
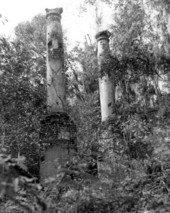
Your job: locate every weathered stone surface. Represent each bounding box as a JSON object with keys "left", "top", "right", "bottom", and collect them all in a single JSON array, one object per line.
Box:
[
  {"left": 40, "top": 113, "right": 76, "bottom": 146},
  {"left": 40, "top": 113, "right": 77, "bottom": 181},
  {"left": 46, "top": 8, "right": 66, "bottom": 113},
  {"left": 95, "top": 30, "right": 115, "bottom": 122},
  {"left": 98, "top": 121, "right": 126, "bottom": 184},
  {"left": 95, "top": 30, "right": 111, "bottom": 42},
  {"left": 40, "top": 9, "right": 77, "bottom": 182},
  {"left": 96, "top": 31, "right": 126, "bottom": 183}
]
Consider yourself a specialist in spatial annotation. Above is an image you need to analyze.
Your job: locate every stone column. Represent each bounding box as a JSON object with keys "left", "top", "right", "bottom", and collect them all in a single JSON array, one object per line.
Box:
[
  {"left": 95, "top": 30, "right": 114, "bottom": 122},
  {"left": 46, "top": 8, "right": 66, "bottom": 113},
  {"left": 95, "top": 31, "right": 125, "bottom": 183},
  {"left": 40, "top": 8, "right": 76, "bottom": 182}
]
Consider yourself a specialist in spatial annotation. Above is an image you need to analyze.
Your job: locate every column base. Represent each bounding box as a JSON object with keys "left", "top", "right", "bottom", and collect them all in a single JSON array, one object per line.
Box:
[
  {"left": 40, "top": 112, "right": 77, "bottom": 181},
  {"left": 98, "top": 120, "right": 126, "bottom": 184}
]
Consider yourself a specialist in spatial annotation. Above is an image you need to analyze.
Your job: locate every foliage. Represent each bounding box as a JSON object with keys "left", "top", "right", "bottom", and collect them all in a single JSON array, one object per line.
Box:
[
  {"left": 0, "top": 17, "right": 46, "bottom": 178},
  {"left": 14, "top": 14, "right": 46, "bottom": 78},
  {"left": 66, "top": 40, "right": 100, "bottom": 158},
  {"left": 146, "top": 0, "right": 170, "bottom": 73},
  {"left": 111, "top": 0, "right": 146, "bottom": 55},
  {"left": 0, "top": 154, "right": 46, "bottom": 213}
]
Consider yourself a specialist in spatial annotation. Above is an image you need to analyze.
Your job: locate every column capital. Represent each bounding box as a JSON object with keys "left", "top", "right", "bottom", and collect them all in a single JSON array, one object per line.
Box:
[
  {"left": 95, "top": 30, "right": 111, "bottom": 42},
  {"left": 45, "top": 8, "right": 63, "bottom": 19}
]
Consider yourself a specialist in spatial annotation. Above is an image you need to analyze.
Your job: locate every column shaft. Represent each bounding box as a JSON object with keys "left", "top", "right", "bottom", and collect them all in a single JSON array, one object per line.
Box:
[
  {"left": 46, "top": 8, "right": 66, "bottom": 113},
  {"left": 95, "top": 31, "right": 114, "bottom": 122},
  {"left": 40, "top": 8, "right": 76, "bottom": 182},
  {"left": 96, "top": 31, "right": 125, "bottom": 183}
]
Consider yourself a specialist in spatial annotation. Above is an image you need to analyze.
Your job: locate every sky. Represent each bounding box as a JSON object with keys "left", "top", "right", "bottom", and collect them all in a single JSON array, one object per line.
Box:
[{"left": 0, "top": 0, "right": 113, "bottom": 47}]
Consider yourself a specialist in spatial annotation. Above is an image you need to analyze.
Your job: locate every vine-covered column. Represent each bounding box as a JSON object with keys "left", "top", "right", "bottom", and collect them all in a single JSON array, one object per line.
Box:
[
  {"left": 40, "top": 8, "right": 76, "bottom": 182},
  {"left": 46, "top": 8, "right": 66, "bottom": 113},
  {"left": 96, "top": 30, "right": 125, "bottom": 183},
  {"left": 95, "top": 30, "right": 114, "bottom": 122}
]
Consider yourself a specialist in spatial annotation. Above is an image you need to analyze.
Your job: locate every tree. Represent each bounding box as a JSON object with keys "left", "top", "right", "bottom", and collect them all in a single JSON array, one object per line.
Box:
[
  {"left": 14, "top": 14, "right": 46, "bottom": 79},
  {"left": 66, "top": 40, "right": 100, "bottom": 157},
  {"left": 148, "top": 0, "right": 170, "bottom": 71},
  {"left": 0, "top": 15, "right": 47, "bottom": 178}
]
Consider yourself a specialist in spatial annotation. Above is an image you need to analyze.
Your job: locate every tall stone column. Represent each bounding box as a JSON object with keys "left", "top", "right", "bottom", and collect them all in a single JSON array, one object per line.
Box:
[
  {"left": 40, "top": 8, "right": 76, "bottom": 182},
  {"left": 46, "top": 8, "right": 66, "bottom": 113},
  {"left": 95, "top": 30, "right": 114, "bottom": 122},
  {"left": 95, "top": 31, "right": 125, "bottom": 183}
]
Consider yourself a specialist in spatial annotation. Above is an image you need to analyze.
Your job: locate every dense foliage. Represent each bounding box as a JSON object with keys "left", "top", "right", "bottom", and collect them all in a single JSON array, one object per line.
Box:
[{"left": 1, "top": 1, "right": 170, "bottom": 212}]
